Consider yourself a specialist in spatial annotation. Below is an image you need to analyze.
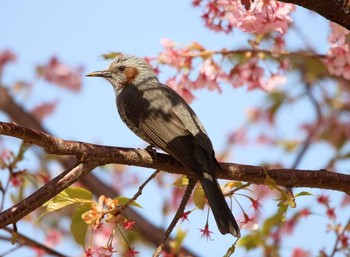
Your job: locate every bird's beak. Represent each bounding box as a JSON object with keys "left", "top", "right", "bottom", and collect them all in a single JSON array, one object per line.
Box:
[{"left": 86, "top": 70, "right": 112, "bottom": 78}]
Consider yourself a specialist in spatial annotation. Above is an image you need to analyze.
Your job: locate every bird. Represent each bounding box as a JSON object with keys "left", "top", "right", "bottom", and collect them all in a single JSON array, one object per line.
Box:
[{"left": 86, "top": 54, "right": 240, "bottom": 237}]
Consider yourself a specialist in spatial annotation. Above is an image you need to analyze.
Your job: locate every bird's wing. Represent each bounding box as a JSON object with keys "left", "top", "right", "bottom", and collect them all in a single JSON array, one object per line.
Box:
[{"left": 139, "top": 109, "right": 215, "bottom": 174}]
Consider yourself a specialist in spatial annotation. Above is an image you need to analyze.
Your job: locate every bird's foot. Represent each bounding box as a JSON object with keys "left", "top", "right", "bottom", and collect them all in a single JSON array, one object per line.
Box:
[{"left": 145, "top": 144, "right": 157, "bottom": 158}]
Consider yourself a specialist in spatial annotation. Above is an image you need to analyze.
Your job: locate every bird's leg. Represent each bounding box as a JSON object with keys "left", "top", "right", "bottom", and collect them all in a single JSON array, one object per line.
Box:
[{"left": 145, "top": 144, "right": 157, "bottom": 158}]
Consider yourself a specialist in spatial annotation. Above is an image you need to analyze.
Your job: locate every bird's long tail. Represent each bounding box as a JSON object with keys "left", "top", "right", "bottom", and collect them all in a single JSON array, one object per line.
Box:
[{"left": 200, "top": 178, "right": 240, "bottom": 237}]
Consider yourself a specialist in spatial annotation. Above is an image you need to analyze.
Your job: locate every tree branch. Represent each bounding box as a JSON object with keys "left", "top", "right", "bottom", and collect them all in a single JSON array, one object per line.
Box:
[
  {"left": 0, "top": 161, "right": 97, "bottom": 228},
  {"left": 0, "top": 121, "right": 349, "bottom": 230},
  {"left": 279, "top": 0, "right": 350, "bottom": 30},
  {"left": 1, "top": 120, "right": 349, "bottom": 231}
]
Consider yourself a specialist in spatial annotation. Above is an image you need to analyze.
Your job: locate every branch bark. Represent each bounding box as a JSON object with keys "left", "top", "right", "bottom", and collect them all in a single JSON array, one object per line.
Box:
[
  {"left": 0, "top": 121, "right": 349, "bottom": 198},
  {"left": 279, "top": 0, "right": 350, "bottom": 30},
  {"left": 1, "top": 120, "right": 349, "bottom": 254}
]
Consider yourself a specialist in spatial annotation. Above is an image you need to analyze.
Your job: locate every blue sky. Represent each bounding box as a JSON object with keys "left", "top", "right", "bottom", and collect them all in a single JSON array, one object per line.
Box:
[{"left": 0, "top": 1, "right": 345, "bottom": 257}]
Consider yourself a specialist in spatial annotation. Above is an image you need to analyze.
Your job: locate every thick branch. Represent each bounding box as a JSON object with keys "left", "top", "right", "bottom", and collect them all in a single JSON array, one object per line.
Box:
[
  {"left": 279, "top": 0, "right": 350, "bottom": 30},
  {"left": 1, "top": 121, "right": 349, "bottom": 195},
  {"left": 0, "top": 162, "right": 97, "bottom": 228}
]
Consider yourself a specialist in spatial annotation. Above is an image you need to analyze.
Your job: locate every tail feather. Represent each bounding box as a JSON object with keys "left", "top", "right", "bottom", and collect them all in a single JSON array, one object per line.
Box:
[{"left": 200, "top": 178, "right": 240, "bottom": 237}]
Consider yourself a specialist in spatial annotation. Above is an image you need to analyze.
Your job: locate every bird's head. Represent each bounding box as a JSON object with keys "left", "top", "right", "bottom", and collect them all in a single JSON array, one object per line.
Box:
[{"left": 87, "top": 54, "right": 157, "bottom": 91}]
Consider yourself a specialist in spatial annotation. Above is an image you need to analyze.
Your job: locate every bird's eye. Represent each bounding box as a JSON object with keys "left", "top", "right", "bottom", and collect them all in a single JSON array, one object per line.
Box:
[{"left": 118, "top": 65, "right": 125, "bottom": 71}]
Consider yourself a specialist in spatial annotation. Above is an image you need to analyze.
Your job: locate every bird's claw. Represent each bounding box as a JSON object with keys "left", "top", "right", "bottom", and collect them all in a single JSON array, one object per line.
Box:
[{"left": 145, "top": 145, "right": 157, "bottom": 158}]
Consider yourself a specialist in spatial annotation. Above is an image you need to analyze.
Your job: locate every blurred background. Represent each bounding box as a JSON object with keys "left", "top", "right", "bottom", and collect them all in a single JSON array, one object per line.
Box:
[{"left": 0, "top": 1, "right": 349, "bottom": 257}]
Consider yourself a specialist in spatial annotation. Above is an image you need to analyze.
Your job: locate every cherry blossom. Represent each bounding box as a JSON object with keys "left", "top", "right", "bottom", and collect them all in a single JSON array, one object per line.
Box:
[
  {"left": 263, "top": 73, "right": 286, "bottom": 91},
  {"left": 37, "top": 57, "right": 83, "bottom": 92},
  {"left": 324, "top": 22, "right": 350, "bottom": 80},
  {"left": 181, "top": 210, "right": 192, "bottom": 222},
  {"left": 125, "top": 247, "right": 139, "bottom": 257},
  {"left": 0, "top": 49, "right": 16, "bottom": 72},
  {"left": 230, "top": 57, "right": 264, "bottom": 90},
  {"left": 195, "top": 0, "right": 296, "bottom": 34},
  {"left": 166, "top": 76, "right": 195, "bottom": 103},
  {"left": 123, "top": 220, "right": 135, "bottom": 230},
  {"left": 158, "top": 38, "right": 192, "bottom": 70},
  {"left": 291, "top": 248, "right": 311, "bottom": 257},
  {"left": 31, "top": 100, "right": 60, "bottom": 121},
  {"left": 96, "top": 245, "right": 116, "bottom": 257},
  {"left": 194, "top": 58, "right": 223, "bottom": 92},
  {"left": 199, "top": 223, "right": 213, "bottom": 240}
]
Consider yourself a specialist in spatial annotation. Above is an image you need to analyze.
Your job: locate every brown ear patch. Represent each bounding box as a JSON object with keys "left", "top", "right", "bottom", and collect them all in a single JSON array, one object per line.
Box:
[{"left": 125, "top": 67, "right": 139, "bottom": 83}]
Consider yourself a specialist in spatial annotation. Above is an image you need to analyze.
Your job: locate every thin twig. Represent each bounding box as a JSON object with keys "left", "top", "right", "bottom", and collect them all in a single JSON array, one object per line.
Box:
[
  {"left": 121, "top": 170, "right": 160, "bottom": 211},
  {"left": 329, "top": 218, "right": 350, "bottom": 257},
  {"left": 153, "top": 178, "right": 196, "bottom": 257},
  {"left": 291, "top": 83, "right": 322, "bottom": 169}
]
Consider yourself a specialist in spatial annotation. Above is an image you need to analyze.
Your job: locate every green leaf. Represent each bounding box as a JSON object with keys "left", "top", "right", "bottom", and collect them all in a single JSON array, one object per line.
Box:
[
  {"left": 15, "top": 142, "right": 31, "bottom": 163},
  {"left": 238, "top": 233, "right": 261, "bottom": 250},
  {"left": 264, "top": 172, "right": 277, "bottom": 191},
  {"left": 101, "top": 52, "right": 122, "bottom": 60},
  {"left": 169, "top": 228, "right": 187, "bottom": 254},
  {"left": 172, "top": 176, "right": 189, "bottom": 187},
  {"left": 294, "top": 191, "right": 312, "bottom": 197},
  {"left": 40, "top": 187, "right": 93, "bottom": 219},
  {"left": 114, "top": 196, "right": 142, "bottom": 208},
  {"left": 287, "top": 53, "right": 330, "bottom": 83},
  {"left": 71, "top": 205, "right": 90, "bottom": 246},
  {"left": 193, "top": 184, "right": 205, "bottom": 209}
]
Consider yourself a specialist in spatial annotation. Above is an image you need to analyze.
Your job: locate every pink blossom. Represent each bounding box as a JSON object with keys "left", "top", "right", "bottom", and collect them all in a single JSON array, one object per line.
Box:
[
  {"left": 45, "top": 229, "right": 62, "bottom": 247},
  {"left": 160, "top": 38, "right": 177, "bottom": 48},
  {"left": 262, "top": 73, "right": 286, "bottom": 91},
  {"left": 299, "top": 208, "right": 311, "bottom": 217},
  {"left": 199, "top": 223, "right": 213, "bottom": 240},
  {"left": 231, "top": 58, "right": 264, "bottom": 90},
  {"left": 85, "top": 247, "right": 94, "bottom": 257},
  {"left": 256, "top": 133, "right": 275, "bottom": 144},
  {"left": 341, "top": 195, "right": 350, "bottom": 207},
  {"left": 193, "top": 59, "right": 223, "bottom": 92},
  {"left": 241, "top": 213, "right": 258, "bottom": 230},
  {"left": 194, "top": 0, "right": 296, "bottom": 34},
  {"left": 326, "top": 207, "right": 336, "bottom": 220},
  {"left": 31, "top": 100, "right": 59, "bottom": 121},
  {"left": 0, "top": 49, "right": 16, "bottom": 71},
  {"left": 245, "top": 107, "right": 261, "bottom": 122},
  {"left": 227, "top": 127, "right": 248, "bottom": 145},
  {"left": 291, "top": 248, "right": 310, "bottom": 257},
  {"left": 125, "top": 247, "right": 139, "bottom": 257},
  {"left": 329, "top": 22, "right": 349, "bottom": 45},
  {"left": 317, "top": 194, "right": 329, "bottom": 205},
  {"left": 181, "top": 210, "right": 192, "bottom": 222},
  {"left": 10, "top": 172, "right": 23, "bottom": 187},
  {"left": 166, "top": 75, "right": 195, "bottom": 103},
  {"left": 32, "top": 247, "right": 46, "bottom": 257},
  {"left": 273, "top": 36, "right": 286, "bottom": 53},
  {"left": 96, "top": 245, "right": 116, "bottom": 257},
  {"left": 250, "top": 198, "right": 262, "bottom": 213},
  {"left": 340, "top": 235, "right": 349, "bottom": 249},
  {"left": 37, "top": 57, "right": 83, "bottom": 92},
  {"left": 123, "top": 220, "right": 135, "bottom": 230},
  {"left": 324, "top": 22, "right": 350, "bottom": 80},
  {"left": 158, "top": 38, "right": 192, "bottom": 70}
]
